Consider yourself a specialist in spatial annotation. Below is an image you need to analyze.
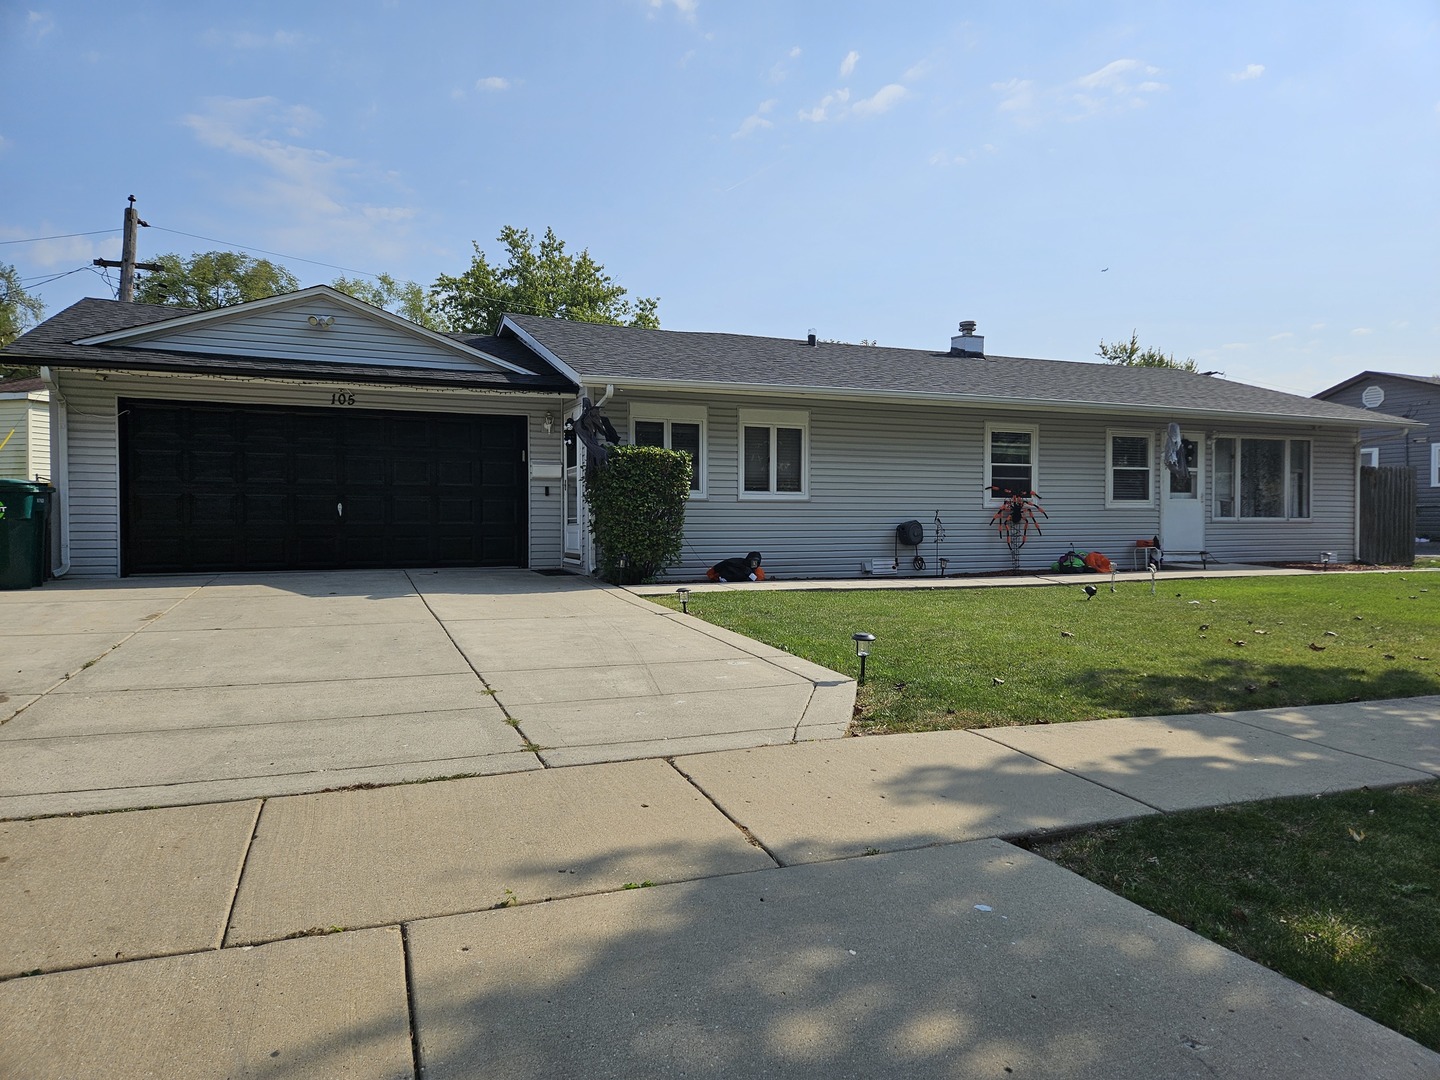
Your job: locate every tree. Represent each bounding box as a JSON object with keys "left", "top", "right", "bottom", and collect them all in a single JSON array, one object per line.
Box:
[
  {"left": 1097, "top": 330, "right": 1198, "bottom": 372},
  {"left": 429, "top": 226, "right": 659, "bottom": 334},
  {"left": 330, "top": 273, "right": 441, "bottom": 330},
  {"left": 1, "top": 263, "right": 45, "bottom": 353},
  {"left": 134, "top": 251, "right": 299, "bottom": 309}
]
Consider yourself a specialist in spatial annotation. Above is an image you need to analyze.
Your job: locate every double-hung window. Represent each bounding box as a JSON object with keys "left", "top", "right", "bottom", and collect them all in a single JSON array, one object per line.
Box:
[
  {"left": 1107, "top": 431, "right": 1153, "bottom": 506},
  {"left": 1431, "top": 443, "right": 1440, "bottom": 488},
  {"left": 739, "top": 408, "right": 808, "bottom": 498},
  {"left": 1212, "top": 437, "right": 1311, "bottom": 519},
  {"left": 631, "top": 404, "right": 706, "bottom": 497},
  {"left": 985, "top": 423, "right": 1037, "bottom": 500}
]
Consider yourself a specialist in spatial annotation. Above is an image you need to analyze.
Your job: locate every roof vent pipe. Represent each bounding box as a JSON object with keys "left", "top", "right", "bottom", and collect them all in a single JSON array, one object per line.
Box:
[
  {"left": 806, "top": 328, "right": 818, "bottom": 347},
  {"left": 950, "top": 320, "right": 984, "bottom": 357}
]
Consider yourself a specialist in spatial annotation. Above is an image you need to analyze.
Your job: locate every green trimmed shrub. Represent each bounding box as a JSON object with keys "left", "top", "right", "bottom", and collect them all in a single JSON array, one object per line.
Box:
[{"left": 584, "top": 444, "right": 690, "bottom": 585}]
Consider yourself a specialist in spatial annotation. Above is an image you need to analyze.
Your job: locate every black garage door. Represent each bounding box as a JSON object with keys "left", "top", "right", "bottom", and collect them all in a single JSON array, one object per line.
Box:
[{"left": 121, "top": 400, "right": 528, "bottom": 574}]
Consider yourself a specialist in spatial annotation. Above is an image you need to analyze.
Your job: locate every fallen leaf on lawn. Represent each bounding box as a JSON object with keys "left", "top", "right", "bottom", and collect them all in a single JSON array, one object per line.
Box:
[
  {"left": 1232, "top": 640, "right": 1247, "bottom": 647},
  {"left": 992, "top": 677, "right": 1005, "bottom": 686},
  {"left": 1348, "top": 828, "right": 1365, "bottom": 842},
  {"left": 1245, "top": 684, "right": 1258, "bottom": 693},
  {"left": 1417, "top": 656, "right": 1433, "bottom": 661},
  {"left": 1324, "top": 630, "right": 1339, "bottom": 637},
  {"left": 1060, "top": 630, "right": 1074, "bottom": 638},
  {"left": 1384, "top": 654, "right": 1396, "bottom": 660},
  {"left": 1309, "top": 643, "right": 1327, "bottom": 651},
  {"left": 1253, "top": 629, "right": 1267, "bottom": 634}
]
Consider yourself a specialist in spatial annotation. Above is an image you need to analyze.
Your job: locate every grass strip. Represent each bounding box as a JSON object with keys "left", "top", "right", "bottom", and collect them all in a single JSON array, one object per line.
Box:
[{"left": 1031, "top": 782, "right": 1440, "bottom": 1050}]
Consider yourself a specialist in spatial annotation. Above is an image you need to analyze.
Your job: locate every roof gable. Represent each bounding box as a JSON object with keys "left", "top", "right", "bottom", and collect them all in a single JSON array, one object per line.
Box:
[{"left": 77, "top": 285, "right": 531, "bottom": 375}]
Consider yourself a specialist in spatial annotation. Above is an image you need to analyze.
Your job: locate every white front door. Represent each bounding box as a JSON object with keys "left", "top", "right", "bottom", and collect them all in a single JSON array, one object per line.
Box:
[{"left": 1161, "top": 433, "right": 1205, "bottom": 552}]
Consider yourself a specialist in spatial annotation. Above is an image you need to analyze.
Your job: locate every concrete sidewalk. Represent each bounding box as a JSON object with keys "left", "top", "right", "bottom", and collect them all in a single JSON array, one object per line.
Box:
[{"left": 2, "top": 695, "right": 1437, "bottom": 1078}]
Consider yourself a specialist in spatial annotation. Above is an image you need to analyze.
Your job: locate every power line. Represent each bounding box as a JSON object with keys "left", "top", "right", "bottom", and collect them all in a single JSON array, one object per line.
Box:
[
  {"left": 18, "top": 265, "right": 94, "bottom": 289},
  {"left": 0, "top": 229, "right": 119, "bottom": 246},
  {"left": 147, "top": 226, "right": 389, "bottom": 279}
]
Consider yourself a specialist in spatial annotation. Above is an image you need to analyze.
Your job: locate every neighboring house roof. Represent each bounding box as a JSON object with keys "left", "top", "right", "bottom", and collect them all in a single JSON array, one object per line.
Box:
[
  {"left": 0, "top": 376, "right": 47, "bottom": 397},
  {"left": 1314, "top": 370, "right": 1440, "bottom": 399},
  {"left": 503, "top": 315, "right": 1411, "bottom": 428},
  {"left": 2, "top": 296, "right": 577, "bottom": 394}
]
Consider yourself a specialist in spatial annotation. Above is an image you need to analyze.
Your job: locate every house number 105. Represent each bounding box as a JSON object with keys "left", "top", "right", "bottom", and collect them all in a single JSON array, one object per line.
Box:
[{"left": 330, "top": 391, "right": 356, "bottom": 406}]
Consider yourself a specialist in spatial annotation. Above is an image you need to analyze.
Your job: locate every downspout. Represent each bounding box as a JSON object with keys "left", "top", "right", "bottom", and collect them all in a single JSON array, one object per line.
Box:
[{"left": 39, "top": 366, "right": 70, "bottom": 578}]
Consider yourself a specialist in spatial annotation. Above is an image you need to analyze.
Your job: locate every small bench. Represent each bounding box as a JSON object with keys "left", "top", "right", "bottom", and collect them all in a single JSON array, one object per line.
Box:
[{"left": 1132, "top": 541, "right": 1211, "bottom": 571}]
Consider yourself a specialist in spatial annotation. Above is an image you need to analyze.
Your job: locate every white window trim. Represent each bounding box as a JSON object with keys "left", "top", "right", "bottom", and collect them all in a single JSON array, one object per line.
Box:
[
  {"left": 630, "top": 402, "right": 708, "bottom": 499},
  {"left": 737, "top": 407, "right": 809, "bottom": 500},
  {"left": 1430, "top": 443, "right": 1440, "bottom": 487},
  {"left": 1360, "top": 447, "right": 1380, "bottom": 469},
  {"left": 1105, "top": 429, "right": 1154, "bottom": 508},
  {"left": 983, "top": 422, "right": 1039, "bottom": 506},
  {"left": 1211, "top": 435, "right": 1313, "bottom": 521}
]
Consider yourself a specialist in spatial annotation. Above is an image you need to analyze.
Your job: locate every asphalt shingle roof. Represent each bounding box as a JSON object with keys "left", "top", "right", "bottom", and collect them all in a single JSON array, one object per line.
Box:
[
  {"left": 2, "top": 299, "right": 576, "bottom": 394},
  {"left": 506, "top": 314, "right": 1410, "bottom": 427}
]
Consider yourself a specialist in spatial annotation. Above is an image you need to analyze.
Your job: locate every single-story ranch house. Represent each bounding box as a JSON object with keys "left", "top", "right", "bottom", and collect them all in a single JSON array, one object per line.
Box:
[{"left": 1, "top": 285, "right": 1414, "bottom": 580}]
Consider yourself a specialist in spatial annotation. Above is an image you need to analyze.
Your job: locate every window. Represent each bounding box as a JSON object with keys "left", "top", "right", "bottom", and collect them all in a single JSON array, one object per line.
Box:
[
  {"left": 1359, "top": 447, "right": 1379, "bottom": 469},
  {"left": 1430, "top": 443, "right": 1440, "bottom": 487},
  {"left": 630, "top": 405, "right": 706, "bottom": 497},
  {"left": 1107, "top": 431, "right": 1152, "bottom": 506},
  {"left": 985, "top": 424, "right": 1037, "bottom": 500},
  {"left": 1212, "top": 437, "right": 1311, "bottom": 519},
  {"left": 739, "top": 408, "right": 808, "bottom": 498}
]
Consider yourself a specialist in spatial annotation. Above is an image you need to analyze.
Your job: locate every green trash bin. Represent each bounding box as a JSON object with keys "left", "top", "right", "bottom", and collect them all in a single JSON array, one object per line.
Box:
[{"left": 0, "top": 479, "right": 52, "bottom": 589}]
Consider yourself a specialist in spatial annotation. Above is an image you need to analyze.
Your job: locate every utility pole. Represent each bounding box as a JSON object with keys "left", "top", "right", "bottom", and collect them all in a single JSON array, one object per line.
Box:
[{"left": 93, "top": 196, "right": 163, "bottom": 302}]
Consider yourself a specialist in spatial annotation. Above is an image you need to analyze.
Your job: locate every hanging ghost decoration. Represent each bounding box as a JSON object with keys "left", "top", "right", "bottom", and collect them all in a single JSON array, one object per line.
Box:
[
  {"left": 1163, "top": 422, "right": 1189, "bottom": 484},
  {"left": 574, "top": 396, "right": 620, "bottom": 466}
]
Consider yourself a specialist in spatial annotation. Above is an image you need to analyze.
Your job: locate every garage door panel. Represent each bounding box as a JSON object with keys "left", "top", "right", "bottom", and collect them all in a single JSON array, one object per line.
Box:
[{"left": 122, "top": 401, "right": 527, "bottom": 574}]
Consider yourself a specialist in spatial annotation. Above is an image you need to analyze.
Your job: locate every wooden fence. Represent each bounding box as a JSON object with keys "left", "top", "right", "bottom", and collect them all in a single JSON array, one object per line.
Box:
[{"left": 1359, "top": 465, "right": 1416, "bottom": 565}]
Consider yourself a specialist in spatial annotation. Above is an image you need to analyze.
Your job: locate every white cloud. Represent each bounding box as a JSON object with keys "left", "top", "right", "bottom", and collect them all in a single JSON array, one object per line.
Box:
[
  {"left": 929, "top": 151, "right": 968, "bottom": 167},
  {"left": 732, "top": 99, "right": 777, "bottom": 139},
  {"left": 994, "top": 60, "right": 1166, "bottom": 123},
  {"left": 0, "top": 134, "right": 8, "bottom": 154},
  {"left": 839, "top": 50, "right": 859, "bottom": 78},
  {"left": 798, "top": 88, "right": 849, "bottom": 123},
  {"left": 26, "top": 11, "right": 54, "bottom": 40},
  {"left": 180, "top": 97, "right": 415, "bottom": 257},
  {"left": 648, "top": 0, "right": 697, "bottom": 21},
  {"left": 476, "top": 76, "right": 510, "bottom": 91},
  {"left": 1268, "top": 331, "right": 1294, "bottom": 341},
  {"left": 789, "top": 46, "right": 801, "bottom": 58},
  {"left": 1230, "top": 64, "right": 1265, "bottom": 82},
  {"left": 852, "top": 83, "right": 908, "bottom": 117},
  {"left": 1351, "top": 327, "right": 1374, "bottom": 336},
  {"left": 1221, "top": 342, "right": 1251, "bottom": 350}
]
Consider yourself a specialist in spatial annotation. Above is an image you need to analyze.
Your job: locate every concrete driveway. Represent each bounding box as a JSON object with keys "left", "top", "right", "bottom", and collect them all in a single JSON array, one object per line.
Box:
[{"left": 0, "top": 569, "right": 851, "bottom": 818}]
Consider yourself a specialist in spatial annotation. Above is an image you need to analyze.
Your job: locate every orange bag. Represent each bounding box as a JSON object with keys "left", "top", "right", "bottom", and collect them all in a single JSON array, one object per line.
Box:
[{"left": 1083, "top": 551, "right": 1112, "bottom": 573}]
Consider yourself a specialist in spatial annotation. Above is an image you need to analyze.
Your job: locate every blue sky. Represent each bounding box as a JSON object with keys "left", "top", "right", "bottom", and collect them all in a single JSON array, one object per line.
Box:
[{"left": 3, "top": 1, "right": 1436, "bottom": 395}]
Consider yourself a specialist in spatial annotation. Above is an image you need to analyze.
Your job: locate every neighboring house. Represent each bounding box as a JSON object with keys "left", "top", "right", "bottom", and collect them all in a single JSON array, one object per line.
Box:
[
  {"left": 0, "top": 376, "right": 50, "bottom": 481},
  {"left": 1314, "top": 372, "right": 1439, "bottom": 539},
  {"left": 0, "top": 285, "right": 1413, "bottom": 579}
]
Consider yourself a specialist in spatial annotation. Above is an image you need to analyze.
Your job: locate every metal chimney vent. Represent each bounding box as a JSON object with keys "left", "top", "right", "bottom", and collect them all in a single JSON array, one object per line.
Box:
[{"left": 950, "top": 320, "right": 984, "bottom": 357}]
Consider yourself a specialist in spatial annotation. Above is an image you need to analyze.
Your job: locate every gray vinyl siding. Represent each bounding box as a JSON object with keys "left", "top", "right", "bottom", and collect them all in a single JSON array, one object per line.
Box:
[
  {"left": 607, "top": 392, "right": 1362, "bottom": 579},
  {"left": 136, "top": 298, "right": 495, "bottom": 372},
  {"left": 1318, "top": 375, "right": 1439, "bottom": 538},
  {"left": 55, "top": 370, "right": 568, "bottom": 577}
]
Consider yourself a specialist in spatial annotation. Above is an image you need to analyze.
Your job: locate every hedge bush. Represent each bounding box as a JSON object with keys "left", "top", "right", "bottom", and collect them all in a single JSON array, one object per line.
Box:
[{"left": 584, "top": 444, "right": 690, "bottom": 585}]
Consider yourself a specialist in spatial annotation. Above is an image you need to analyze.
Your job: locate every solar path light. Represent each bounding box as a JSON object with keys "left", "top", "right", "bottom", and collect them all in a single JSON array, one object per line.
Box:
[
  {"left": 852, "top": 632, "right": 876, "bottom": 686},
  {"left": 676, "top": 587, "right": 691, "bottom": 614}
]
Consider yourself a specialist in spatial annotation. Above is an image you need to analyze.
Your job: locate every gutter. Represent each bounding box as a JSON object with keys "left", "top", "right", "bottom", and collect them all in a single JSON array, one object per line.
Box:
[{"left": 38, "top": 366, "right": 70, "bottom": 578}]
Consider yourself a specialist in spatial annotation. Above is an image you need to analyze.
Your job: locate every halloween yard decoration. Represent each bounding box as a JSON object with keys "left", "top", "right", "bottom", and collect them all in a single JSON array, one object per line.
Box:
[
  {"left": 571, "top": 396, "right": 620, "bottom": 465},
  {"left": 707, "top": 551, "right": 765, "bottom": 582},
  {"left": 988, "top": 487, "right": 1047, "bottom": 573},
  {"left": 1163, "top": 422, "right": 1189, "bottom": 484}
]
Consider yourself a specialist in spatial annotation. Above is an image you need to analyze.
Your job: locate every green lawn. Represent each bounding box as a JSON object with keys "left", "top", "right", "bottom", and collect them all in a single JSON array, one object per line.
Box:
[
  {"left": 657, "top": 573, "right": 1440, "bottom": 731},
  {"left": 1033, "top": 783, "right": 1440, "bottom": 1050}
]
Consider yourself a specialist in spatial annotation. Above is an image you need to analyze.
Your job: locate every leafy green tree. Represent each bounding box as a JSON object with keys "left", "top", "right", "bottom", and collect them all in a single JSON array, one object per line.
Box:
[
  {"left": 584, "top": 444, "right": 690, "bottom": 585},
  {"left": 1097, "top": 330, "right": 1198, "bottom": 372},
  {"left": 331, "top": 273, "right": 441, "bottom": 329},
  {"left": 135, "top": 251, "right": 299, "bottom": 309},
  {"left": 1, "top": 263, "right": 45, "bottom": 354},
  {"left": 430, "top": 226, "right": 659, "bottom": 334}
]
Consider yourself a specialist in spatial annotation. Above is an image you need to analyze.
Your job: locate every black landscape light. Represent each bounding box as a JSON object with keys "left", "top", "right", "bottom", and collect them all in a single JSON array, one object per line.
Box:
[
  {"left": 852, "top": 632, "right": 876, "bottom": 685},
  {"left": 676, "top": 587, "right": 691, "bottom": 614}
]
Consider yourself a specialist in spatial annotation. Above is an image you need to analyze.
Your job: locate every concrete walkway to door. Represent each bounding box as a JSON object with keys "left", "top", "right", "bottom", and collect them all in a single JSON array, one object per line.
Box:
[{"left": 0, "top": 569, "right": 852, "bottom": 819}]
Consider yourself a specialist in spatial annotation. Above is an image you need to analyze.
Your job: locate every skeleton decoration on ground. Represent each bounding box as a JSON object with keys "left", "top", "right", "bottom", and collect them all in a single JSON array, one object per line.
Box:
[
  {"left": 571, "top": 396, "right": 620, "bottom": 466},
  {"left": 987, "top": 486, "right": 1048, "bottom": 573},
  {"left": 1162, "top": 422, "right": 1189, "bottom": 484}
]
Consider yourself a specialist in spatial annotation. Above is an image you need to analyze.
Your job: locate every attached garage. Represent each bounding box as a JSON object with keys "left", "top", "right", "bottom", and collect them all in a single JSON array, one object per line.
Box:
[{"left": 121, "top": 400, "right": 529, "bottom": 573}]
